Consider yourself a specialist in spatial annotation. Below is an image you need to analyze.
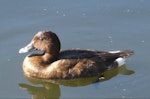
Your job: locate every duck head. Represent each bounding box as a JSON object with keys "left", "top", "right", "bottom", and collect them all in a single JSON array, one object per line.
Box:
[{"left": 19, "top": 31, "right": 61, "bottom": 60}]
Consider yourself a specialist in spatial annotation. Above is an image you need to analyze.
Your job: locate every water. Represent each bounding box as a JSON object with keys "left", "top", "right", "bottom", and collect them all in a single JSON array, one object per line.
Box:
[{"left": 0, "top": 0, "right": 150, "bottom": 98}]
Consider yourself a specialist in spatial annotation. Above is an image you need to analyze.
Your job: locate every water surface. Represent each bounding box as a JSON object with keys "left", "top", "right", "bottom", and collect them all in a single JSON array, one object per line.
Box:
[{"left": 0, "top": 0, "right": 150, "bottom": 98}]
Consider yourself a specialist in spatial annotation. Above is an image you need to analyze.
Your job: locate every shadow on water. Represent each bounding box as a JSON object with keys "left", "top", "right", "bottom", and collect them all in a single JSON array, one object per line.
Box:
[{"left": 19, "top": 65, "right": 134, "bottom": 99}]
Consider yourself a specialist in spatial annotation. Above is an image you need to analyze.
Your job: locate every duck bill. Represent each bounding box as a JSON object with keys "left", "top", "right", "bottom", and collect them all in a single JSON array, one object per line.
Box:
[{"left": 19, "top": 41, "right": 35, "bottom": 54}]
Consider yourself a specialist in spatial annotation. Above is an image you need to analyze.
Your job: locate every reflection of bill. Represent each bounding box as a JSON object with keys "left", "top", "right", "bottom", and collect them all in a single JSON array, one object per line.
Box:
[{"left": 19, "top": 65, "right": 134, "bottom": 99}]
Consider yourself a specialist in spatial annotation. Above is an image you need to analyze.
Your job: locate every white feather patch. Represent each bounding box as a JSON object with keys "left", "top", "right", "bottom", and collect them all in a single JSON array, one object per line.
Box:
[
  {"left": 109, "top": 50, "right": 121, "bottom": 54},
  {"left": 115, "top": 57, "right": 126, "bottom": 66}
]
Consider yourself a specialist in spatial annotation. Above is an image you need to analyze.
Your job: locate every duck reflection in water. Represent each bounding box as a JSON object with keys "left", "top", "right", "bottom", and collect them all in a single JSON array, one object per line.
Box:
[
  {"left": 19, "top": 65, "right": 134, "bottom": 99},
  {"left": 19, "top": 30, "right": 134, "bottom": 98}
]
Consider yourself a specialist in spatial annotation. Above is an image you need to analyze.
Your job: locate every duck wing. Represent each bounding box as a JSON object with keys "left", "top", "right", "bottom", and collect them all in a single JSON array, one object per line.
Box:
[
  {"left": 59, "top": 49, "right": 133, "bottom": 59},
  {"left": 59, "top": 49, "right": 105, "bottom": 59}
]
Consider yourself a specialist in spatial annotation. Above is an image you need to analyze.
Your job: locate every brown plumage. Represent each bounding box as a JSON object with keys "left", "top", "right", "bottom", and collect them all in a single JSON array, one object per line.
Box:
[{"left": 19, "top": 31, "right": 134, "bottom": 79}]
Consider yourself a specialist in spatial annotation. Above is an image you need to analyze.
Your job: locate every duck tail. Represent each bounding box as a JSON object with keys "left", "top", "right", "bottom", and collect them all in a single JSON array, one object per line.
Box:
[
  {"left": 118, "top": 50, "right": 134, "bottom": 58},
  {"left": 109, "top": 50, "right": 134, "bottom": 67}
]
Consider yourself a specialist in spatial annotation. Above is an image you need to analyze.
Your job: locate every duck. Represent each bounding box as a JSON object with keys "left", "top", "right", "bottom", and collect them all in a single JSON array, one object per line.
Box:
[{"left": 19, "top": 31, "right": 134, "bottom": 79}]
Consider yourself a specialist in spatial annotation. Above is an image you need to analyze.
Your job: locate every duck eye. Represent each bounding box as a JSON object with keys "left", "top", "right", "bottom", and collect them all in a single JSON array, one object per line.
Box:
[
  {"left": 39, "top": 37, "right": 44, "bottom": 41},
  {"left": 39, "top": 37, "right": 47, "bottom": 41}
]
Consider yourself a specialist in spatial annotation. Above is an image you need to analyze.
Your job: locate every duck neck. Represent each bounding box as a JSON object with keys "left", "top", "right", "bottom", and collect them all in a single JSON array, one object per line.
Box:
[{"left": 42, "top": 53, "right": 58, "bottom": 64}]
